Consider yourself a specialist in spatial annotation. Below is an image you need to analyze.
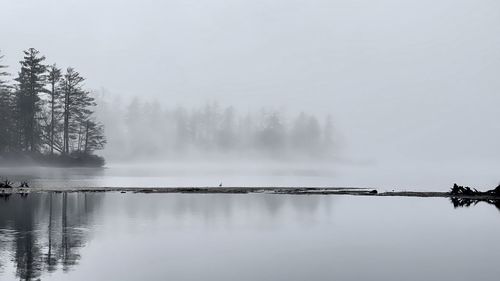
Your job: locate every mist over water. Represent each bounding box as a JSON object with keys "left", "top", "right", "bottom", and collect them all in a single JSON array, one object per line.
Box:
[
  {"left": 95, "top": 96, "right": 336, "bottom": 162},
  {"left": 1, "top": 161, "right": 498, "bottom": 191},
  {"left": 86, "top": 93, "right": 500, "bottom": 191},
  {"left": 2, "top": 1, "right": 500, "bottom": 281},
  {"left": 2, "top": 0, "right": 500, "bottom": 189}
]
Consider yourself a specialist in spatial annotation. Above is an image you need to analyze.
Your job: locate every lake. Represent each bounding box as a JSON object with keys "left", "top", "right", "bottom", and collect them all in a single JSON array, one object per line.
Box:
[
  {"left": 1, "top": 161, "right": 499, "bottom": 191},
  {"left": 0, "top": 192, "right": 499, "bottom": 281}
]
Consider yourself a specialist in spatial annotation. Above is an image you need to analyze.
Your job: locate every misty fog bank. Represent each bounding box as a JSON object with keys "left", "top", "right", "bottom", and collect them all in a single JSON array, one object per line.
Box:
[
  {"left": 2, "top": 0, "right": 500, "bottom": 169},
  {"left": 95, "top": 95, "right": 337, "bottom": 162},
  {"left": 1, "top": 159, "right": 500, "bottom": 191}
]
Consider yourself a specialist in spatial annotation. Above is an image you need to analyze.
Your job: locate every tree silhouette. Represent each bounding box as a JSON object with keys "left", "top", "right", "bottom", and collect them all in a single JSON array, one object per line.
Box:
[
  {"left": 0, "top": 49, "right": 106, "bottom": 165},
  {"left": 14, "top": 48, "right": 47, "bottom": 152},
  {"left": 46, "top": 64, "right": 62, "bottom": 154}
]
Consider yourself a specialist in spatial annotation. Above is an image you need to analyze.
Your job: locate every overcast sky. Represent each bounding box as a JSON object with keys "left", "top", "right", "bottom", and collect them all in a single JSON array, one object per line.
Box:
[{"left": 2, "top": 0, "right": 500, "bottom": 164}]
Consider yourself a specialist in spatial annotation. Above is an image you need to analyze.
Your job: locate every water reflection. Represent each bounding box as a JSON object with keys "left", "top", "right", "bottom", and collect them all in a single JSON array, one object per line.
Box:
[
  {"left": 1, "top": 193, "right": 500, "bottom": 281},
  {"left": 0, "top": 193, "right": 331, "bottom": 281},
  {"left": 0, "top": 193, "right": 102, "bottom": 281},
  {"left": 450, "top": 197, "right": 500, "bottom": 211}
]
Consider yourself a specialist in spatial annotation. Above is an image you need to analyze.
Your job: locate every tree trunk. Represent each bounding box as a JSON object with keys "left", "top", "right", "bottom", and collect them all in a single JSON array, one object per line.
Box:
[
  {"left": 84, "top": 120, "right": 89, "bottom": 154},
  {"left": 63, "top": 89, "right": 69, "bottom": 154},
  {"left": 50, "top": 81, "right": 55, "bottom": 154}
]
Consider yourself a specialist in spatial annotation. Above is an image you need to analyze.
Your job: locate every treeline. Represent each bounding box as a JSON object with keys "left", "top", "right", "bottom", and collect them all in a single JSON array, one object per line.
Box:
[
  {"left": 0, "top": 49, "right": 106, "bottom": 166},
  {"left": 100, "top": 97, "right": 336, "bottom": 161}
]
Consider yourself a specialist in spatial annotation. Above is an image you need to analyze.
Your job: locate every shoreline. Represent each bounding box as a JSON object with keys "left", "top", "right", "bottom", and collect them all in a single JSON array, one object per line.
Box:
[{"left": 1, "top": 186, "right": 500, "bottom": 200}]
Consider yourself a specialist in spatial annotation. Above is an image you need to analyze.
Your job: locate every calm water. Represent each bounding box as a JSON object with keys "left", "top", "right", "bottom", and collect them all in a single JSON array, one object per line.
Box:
[
  {"left": 0, "top": 193, "right": 499, "bottom": 281},
  {"left": 1, "top": 162, "right": 499, "bottom": 191}
]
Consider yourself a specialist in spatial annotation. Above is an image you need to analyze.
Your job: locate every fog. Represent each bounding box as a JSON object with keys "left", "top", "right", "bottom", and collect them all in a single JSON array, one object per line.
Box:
[
  {"left": 94, "top": 95, "right": 335, "bottom": 161},
  {"left": 2, "top": 0, "right": 500, "bottom": 168}
]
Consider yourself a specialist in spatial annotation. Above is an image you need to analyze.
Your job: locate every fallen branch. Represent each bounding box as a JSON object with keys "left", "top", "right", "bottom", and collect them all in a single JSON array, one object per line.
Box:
[{"left": 450, "top": 183, "right": 500, "bottom": 196}]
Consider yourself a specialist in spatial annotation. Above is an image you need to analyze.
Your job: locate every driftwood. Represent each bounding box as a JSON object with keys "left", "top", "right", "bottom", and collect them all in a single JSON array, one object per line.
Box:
[
  {"left": 450, "top": 183, "right": 500, "bottom": 196},
  {"left": 450, "top": 183, "right": 500, "bottom": 210},
  {"left": 0, "top": 179, "right": 13, "bottom": 188},
  {"left": 0, "top": 179, "right": 29, "bottom": 189}
]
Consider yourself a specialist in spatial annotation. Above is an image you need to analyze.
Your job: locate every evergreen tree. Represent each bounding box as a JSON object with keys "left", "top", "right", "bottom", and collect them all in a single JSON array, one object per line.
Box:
[
  {"left": 0, "top": 90, "right": 15, "bottom": 152},
  {"left": 256, "top": 111, "right": 286, "bottom": 152},
  {"left": 14, "top": 48, "right": 47, "bottom": 152},
  {"left": 0, "top": 48, "right": 106, "bottom": 165},
  {"left": 60, "top": 68, "right": 96, "bottom": 154},
  {"left": 46, "top": 64, "right": 62, "bottom": 154},
  {"left": 0, "top": 51, "right": 15, "bottom": 152},
  {"left": 216, "top": 106, "right": 236, "bottom": 150},
  {"left": 323, "top": 114, "right": 334, "bottom": 152},
  {"left": 0, "top": 50, "right": 9, "bottom": 89},
  {"left": 83, "top": 119, "right": 106, "bottom": 153}
]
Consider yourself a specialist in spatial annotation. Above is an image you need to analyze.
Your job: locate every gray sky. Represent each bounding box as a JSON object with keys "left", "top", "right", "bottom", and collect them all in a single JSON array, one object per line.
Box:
[{"left": 2, "top": 0, "right": 500, "bottom": 164}]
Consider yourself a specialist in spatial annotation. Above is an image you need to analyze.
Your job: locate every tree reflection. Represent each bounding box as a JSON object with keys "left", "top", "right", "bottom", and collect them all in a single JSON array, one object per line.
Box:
[
  {"left": 0, "top": 193, "right": 102, "bottom": 281},
  {"left": 0, "top": 192, "right": 333, "bottom": 280},
  {"left": 450, "top": 197, "right": 500, "bottom": 211}
]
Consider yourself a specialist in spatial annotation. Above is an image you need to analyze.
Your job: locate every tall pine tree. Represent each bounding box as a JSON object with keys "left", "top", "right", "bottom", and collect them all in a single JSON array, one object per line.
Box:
[
  {"left": 0, "top": 50, "right": 15, "bottom": 152},
  {"left": 0, "top": 48, "right": 106, "bottom": 164},
  {"left": 46, "top": 64, "right": 62, "bottom": 154},
  {"left": 83, "top": 119, "right": 106, "bottom": 154},
  {"left": 15, "top": 48, "right": 47, "bottom": 152},
  {"left": 60, "top": 68, "right": 96, "bottom": 154}
]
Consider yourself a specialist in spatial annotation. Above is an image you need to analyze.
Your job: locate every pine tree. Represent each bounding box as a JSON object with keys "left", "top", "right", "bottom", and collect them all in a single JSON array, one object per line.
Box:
[
  {"left": 83, "top": 119, "right": 106, "bottom": 154},
  {"left": 0, "top": 50, "right": 9, "bottom": 89},
  {"left": 0, "top": 51, "right": 15, "bottom": 152},
  {"left": 14, "top": 48, "right": 47, "bottom": 152},
  {"left": 0, "top": 48, "right": 106, "bottom": 165},
  {"left": 60, "top": 68, "right": 96, "bottom": 154},
  {"left": 256, "top": 111, "right": 286, "bottom": 152},
  {"left": 46, "top": 64, "right": 62, "bottom": 154},
  {"left": 323, "top": 114, "right": 334, "bottom": 151}
]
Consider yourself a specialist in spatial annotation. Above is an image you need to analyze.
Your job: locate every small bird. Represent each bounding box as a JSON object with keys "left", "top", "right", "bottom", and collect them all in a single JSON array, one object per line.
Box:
[{"left": 219, "top": 182, "right": 223, "bottom": 187}]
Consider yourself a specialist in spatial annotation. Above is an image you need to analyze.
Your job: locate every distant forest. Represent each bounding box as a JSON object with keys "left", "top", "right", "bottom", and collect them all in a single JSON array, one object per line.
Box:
[
  {"left": 0, "top": 49, "right": 106, "bottom": 166},
  {"left": 98, "top": 97, "right": 336, "bottom": 161},
  {"left": 0, "top": 48, "right": 336, "bottom": 165}
]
